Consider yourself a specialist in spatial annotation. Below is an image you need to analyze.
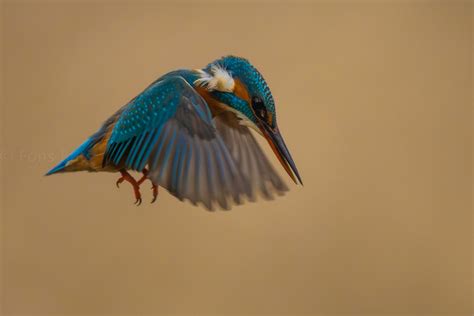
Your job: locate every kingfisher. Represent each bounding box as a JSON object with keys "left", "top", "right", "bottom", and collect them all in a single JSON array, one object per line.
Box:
[{"left": 46, "top": 56, "right": 302, "bottom": 210}]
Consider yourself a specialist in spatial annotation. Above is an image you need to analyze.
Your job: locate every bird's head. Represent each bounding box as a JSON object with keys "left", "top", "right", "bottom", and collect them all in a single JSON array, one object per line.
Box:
[{"left": 194, "top": 55, "right": 302, "bottom": 185}]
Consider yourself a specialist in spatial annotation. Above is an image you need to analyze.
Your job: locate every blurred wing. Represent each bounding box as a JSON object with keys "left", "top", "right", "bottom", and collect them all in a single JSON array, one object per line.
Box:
[
  {"left": 214, "top": 112, "right": 289, "bottom": 200},
  {"left": 104, "top": 76, "right": 250, "bottom": 210}
]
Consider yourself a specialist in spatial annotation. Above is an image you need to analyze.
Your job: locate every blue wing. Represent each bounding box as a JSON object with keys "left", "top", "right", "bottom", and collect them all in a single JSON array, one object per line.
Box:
[{"left": 104, "top": 75, "right": 250, "bottom": 210}]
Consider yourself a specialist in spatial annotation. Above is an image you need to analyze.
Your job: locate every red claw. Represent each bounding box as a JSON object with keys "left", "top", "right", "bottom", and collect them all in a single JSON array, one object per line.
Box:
[{"left": 115, "top": 168, "right": 158, "bottom": 205}]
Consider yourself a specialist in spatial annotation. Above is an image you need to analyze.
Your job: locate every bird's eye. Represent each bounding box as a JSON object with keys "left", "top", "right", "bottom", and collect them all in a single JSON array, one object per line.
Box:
[{"left": 251, "top": 96, "right": 268, "bottom": 121}]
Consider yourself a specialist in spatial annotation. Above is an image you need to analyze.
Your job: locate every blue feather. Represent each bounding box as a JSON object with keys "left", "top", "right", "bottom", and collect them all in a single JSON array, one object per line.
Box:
[
  {"left": 132, "top": 130, "right": 154, "bottom": 170},
  {"left": 126, "top": 132, "right": 147, "bottom": 166},
  {"left": 131, "top": 132, "right": 152, "bottom": 170},
  {"left": 113, "top": 138, "right": 132, "bottom": 164},
  {"left": 133, "top": 107, "right": 169, "bottom": 170},
  {"left": 45, "top": 138, "right": 92, "bottom": 176},
  {"left": 136, "top": 124, "right": 164, "bottom": 171}
]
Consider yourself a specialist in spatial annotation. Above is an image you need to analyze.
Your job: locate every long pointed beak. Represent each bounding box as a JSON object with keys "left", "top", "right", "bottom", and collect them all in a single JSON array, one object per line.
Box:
[{"left": 261, "top": 123, "right": 303, "bottom": 185}]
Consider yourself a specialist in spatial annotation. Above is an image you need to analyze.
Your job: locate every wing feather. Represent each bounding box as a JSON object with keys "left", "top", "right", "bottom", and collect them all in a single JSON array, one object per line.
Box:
[{"left": 213, "top": 111, "right": 289, "bottom": 200}]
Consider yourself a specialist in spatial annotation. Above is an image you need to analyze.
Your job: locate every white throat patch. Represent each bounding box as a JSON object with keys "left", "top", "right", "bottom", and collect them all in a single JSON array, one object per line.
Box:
[{"left": 194, "top": 65, "right": 235, "bottom": 92}]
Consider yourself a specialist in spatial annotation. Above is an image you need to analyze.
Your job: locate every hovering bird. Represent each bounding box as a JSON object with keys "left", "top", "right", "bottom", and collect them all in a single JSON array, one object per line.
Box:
[{"left": 46, "top": 56, "right": 302, "bottom": 210}]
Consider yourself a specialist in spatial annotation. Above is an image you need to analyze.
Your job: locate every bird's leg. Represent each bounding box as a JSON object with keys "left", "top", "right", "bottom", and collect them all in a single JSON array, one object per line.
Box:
[
  {"left": 116, "top": 169, "right": 142, "bottom": 205},
  {"left": 137, "top": 168, "right": 159, "bottom": 203},
  {"left": 137, "top": 168, "right": 149, "bottom": 185}
]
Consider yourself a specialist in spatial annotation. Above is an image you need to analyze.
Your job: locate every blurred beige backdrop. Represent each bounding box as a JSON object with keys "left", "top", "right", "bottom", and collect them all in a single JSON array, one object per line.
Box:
[{"left": 1, "top": 1, "right": 472, "bottom": 315}]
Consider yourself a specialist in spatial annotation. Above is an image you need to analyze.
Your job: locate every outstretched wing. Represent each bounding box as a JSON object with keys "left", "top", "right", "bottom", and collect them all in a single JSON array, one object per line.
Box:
[
  {"left": 104, "top": 76, "right": 250, "bottom": 210},
  {"left": 214, "top": 112, "right": 288, "bottom": 201}
]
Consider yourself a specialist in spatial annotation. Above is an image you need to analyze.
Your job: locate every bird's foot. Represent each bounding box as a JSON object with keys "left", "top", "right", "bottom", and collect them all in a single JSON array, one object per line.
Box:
[
  {"left": 137, "top": 168, "right": 159, "bottom": 203},
  {"left": 116, "top": 168, "right": 158, "bottom": 205},
  {"left": 151, "top": 184, "right": 158, "bottom": 203},
  {"left": 116, "top": 169, "right": 142, "bottom": 205},
  {"left": 137, "top": 168, "right": 149, "bottom": 185}
]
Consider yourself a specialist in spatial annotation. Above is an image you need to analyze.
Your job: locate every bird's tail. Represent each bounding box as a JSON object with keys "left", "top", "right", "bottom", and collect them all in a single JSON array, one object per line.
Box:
[{"left": 45, "top": 138, "right": 92, "bottom": 176}]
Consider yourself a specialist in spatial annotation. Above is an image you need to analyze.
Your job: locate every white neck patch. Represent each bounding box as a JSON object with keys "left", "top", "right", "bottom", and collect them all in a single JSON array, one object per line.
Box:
[{"left": 194, "top": 64, "right": 235, "bottom": 92}]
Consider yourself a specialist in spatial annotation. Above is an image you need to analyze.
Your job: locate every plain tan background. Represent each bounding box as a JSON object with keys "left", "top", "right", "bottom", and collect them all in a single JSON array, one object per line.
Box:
[{"left": 1, "top": 1, "right": 472, "bottom": 315}]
